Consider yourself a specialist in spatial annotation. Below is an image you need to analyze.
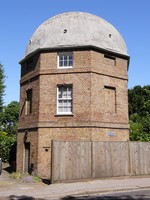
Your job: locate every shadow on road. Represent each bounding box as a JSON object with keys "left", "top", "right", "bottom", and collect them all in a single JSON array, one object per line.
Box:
[
  {"left": 9, "top": 195, "right": 36, "bottom": 200},
  {"left": 61, "top": 194, "right": 147, "bottom": 200}
]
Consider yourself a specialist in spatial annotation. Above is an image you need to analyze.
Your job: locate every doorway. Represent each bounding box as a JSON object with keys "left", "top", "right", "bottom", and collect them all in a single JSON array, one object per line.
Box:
[{"left": 24, "top": 142, "right": 30, "bottom": 172}]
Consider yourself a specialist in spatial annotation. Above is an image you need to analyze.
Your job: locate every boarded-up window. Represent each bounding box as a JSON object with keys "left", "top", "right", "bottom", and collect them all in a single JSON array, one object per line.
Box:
[
  {"left": 26, "top": 59, "right": 34, "bottom": 71},
  {"left": 25, "top": 89, "right": 32, "bottom": 115},
  {"left": 104, "top": 86, "right": 116, "bottom": 113},
  {"left": 104, "top": 54, "right": 116, "bottom": 66}
]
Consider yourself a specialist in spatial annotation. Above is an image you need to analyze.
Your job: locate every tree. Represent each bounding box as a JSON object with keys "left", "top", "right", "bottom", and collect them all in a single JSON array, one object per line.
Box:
[
  {"left": 0, "top": 63, "right": 6, "bottom": 131},
  {"left": 2, "top": 101, "right": 19, "bottom": 135},
  {"left": 0, "top": 131, "right": 16, "bottom": 163},
  {"left": 0, "top": 63, "right": 6, "bottom": 112},
  {"left": 0, "top": 101, "right": 19, "bottom": 163},
  {"left": 129, "top": 85, "right": 150, "bottom": 141},
  {"left": 0, "top": 64, "right": 18, "bottom": 164}
]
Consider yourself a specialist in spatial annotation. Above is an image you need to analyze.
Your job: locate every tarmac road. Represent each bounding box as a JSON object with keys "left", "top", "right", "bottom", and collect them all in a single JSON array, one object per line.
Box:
[
  {"left": 1, "top": 189, "right": 150, "bottom": 200},
  {"left": 63, "top": 189, "right": 150, "bottom": 200}
]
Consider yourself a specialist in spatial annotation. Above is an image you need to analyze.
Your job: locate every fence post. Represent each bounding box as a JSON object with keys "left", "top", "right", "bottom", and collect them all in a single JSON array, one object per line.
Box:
[
  {"left": 91, "top": 141, "right": 93, "bottom": 180},
  {"left": 128, "top": 141, "right": 132, "bottom": 176},
  {"left": 51, "top": 139, "right": 54, "bottom": 184}
]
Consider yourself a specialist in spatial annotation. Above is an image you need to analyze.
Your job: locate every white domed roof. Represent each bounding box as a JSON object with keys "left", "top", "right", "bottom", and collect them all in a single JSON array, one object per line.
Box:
[{"left": 24, "top": 12, "right": 128, "bottom": 58}]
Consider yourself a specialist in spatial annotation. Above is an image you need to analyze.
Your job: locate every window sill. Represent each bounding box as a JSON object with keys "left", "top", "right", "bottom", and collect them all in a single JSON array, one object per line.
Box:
[
  {"left": 57, "top": 66, "right": 73, "bottom": 69},
  {"left": 55, "top": 114, "right": 74, "bottom": 117}
]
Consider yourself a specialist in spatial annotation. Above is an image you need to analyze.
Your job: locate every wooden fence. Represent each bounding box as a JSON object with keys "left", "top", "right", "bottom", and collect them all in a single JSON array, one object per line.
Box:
[{"left": 51, "top": 141, "right": 150, "bottom": 183}]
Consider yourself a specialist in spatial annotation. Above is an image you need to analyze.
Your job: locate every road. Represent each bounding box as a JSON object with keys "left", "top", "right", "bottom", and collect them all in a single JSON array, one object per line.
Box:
[
  {"left": 61, "top": 189, "right": 150, "bottom": 200},
  {"left": 0, "top": 189, "right": 150, "bottom": 199}
]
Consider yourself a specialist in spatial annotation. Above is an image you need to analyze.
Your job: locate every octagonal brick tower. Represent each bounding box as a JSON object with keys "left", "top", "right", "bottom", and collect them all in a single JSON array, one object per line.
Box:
[{"left": 17, "top": 12, "right": 130, "bottom": 179}]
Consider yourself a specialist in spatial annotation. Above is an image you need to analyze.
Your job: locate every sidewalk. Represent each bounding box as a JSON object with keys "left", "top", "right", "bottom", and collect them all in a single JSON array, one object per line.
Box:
[{"left": 1, "top": 166, "right": 150, "bottom": 200}]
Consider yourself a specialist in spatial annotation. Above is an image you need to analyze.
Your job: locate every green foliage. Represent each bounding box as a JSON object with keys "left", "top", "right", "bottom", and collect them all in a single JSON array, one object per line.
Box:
[
  {"left": 130, "top": 121, "right": 144, "bottom": 141},
  {"left": 129, "top": 85, "right": 150, "bottom": 141},
  {"left": 0, "top": 63, "right": 19, "bottom": 165},
  {"left": 2, "top": 101, "right": 19, "bottom": 135},
  {"left": 10, "top": 172, "right": 42, "bottom": 183},
  {"left": 32, "top": 175, "right": 42, "bottom": 182},
  {"left": 0, "top": 63, "right": 6, "bottom": 112},
  {"left": 10, "top": 171, "right": 22, "bottom": 179},
  {"left": 0, "top": 132, "right": 16, "bottom": 162}
]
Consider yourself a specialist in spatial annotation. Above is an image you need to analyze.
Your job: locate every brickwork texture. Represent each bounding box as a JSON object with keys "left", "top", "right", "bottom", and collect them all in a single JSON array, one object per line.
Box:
[{"left": 17, "top": 49, "right": 129, "bottom": 179}]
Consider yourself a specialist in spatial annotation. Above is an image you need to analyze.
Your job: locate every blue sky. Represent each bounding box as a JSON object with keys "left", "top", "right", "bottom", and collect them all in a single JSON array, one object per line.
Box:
[{"left": 0, "top": 0, "right": 150, "bottom": 105}]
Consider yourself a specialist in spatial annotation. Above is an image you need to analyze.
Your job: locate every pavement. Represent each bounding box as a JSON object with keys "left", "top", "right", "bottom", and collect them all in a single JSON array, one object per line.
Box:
[{"left": 1, "top": 164, "right": 150, "bottom": 200}]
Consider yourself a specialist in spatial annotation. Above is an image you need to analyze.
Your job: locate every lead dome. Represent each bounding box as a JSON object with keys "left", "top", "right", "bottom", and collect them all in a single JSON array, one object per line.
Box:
[{"left": 24, "top": 12, "right": 128, "bottom": 58}]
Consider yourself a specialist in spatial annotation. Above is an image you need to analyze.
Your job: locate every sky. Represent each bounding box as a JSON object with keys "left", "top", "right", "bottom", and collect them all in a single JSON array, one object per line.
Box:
[{"left": 0, "top": 0, "right": 150, "bottom": 105}]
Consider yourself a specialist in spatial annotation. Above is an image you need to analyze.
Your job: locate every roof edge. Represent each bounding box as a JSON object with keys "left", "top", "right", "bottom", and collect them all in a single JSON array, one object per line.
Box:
[{"left": 19, "top": 45, "right": 130, "bottom": 65}]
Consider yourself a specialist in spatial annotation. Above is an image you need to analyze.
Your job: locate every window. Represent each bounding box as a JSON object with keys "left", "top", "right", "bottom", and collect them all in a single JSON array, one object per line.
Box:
[
  {"left": 25, "top": 89, "right": 32, "bottom": 115},
  {"left": 57, "top": 85, "right": 73, "bottom": 114},
  {"left": 58, "top": 52, "right": 73, "bottom": 68}
]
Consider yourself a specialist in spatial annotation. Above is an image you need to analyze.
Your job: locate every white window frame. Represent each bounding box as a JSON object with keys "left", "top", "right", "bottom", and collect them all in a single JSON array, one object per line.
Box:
[
  {"left": 57, "top": 52, "right": 73, "bottom": 68},
  {"left": 57, "top": 85, "right": 73, "bottom": 115}
]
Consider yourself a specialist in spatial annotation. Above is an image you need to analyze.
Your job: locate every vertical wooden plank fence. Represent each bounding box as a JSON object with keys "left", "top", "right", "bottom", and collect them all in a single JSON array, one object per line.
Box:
[
  {"left": 52, "top": 141, "right": 91, "bottom": 182},
  {"left": 51, "top": 141, "right": 150, "bottom": 183},
  {"left": 130, "top": 142, "right": 150, "bottom": 175},
  {"left": 92, "top": 142, "right": 129, "bottom": 178}
]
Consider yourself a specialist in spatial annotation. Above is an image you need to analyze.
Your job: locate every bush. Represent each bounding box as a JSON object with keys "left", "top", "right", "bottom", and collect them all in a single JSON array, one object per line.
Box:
[
  {"left": 0, "top": 132, "right": 16, "bottom": 162},
  {"left": 130, "top": 115, "right": 150, "bottom": 142},
  {"left": 129, "top": 85, "right": 150, "bottom": 141}
]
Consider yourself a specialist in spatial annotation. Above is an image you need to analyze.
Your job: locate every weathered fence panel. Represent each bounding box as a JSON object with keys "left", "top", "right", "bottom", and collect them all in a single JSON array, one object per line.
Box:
[
  {"left": 52, "top": 141, "right": 150, "bottom": 183},
  {"left": 52, "top": 141, "right": 91, "bottom": 182},
  {"left": 130, "top": 142, "right": 150, "bottom": 175},
  {"left": 92, "top": 142, "right": 129, "bottom": 178}
]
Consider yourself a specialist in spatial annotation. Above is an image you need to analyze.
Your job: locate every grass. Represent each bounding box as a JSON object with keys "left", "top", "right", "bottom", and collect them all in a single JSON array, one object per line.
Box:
[
  {"left": 10, "top": 172, "right": 42, "bottom": 183},
  {"left": 10, "top": 172, "right": 22, "bottom": 179}
]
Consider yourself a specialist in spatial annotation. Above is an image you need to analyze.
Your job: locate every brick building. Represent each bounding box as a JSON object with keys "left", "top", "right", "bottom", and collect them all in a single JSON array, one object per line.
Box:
[{"left": 17, "top": 12, "right": 130, "bottom": 179}]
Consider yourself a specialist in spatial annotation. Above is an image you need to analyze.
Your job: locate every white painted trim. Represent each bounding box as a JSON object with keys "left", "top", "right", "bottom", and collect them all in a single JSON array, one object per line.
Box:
[
  {"left": 56, "top": 85, "right": 73, "bottom": 115},
  {"left": 57, "top": 52, "right": 73, "bottom": 69}
]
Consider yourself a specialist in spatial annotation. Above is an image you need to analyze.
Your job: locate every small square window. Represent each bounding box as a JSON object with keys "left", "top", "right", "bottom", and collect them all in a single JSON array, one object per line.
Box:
[{"left": 58, "top": 52, "right": 73, "bottom": 68}]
